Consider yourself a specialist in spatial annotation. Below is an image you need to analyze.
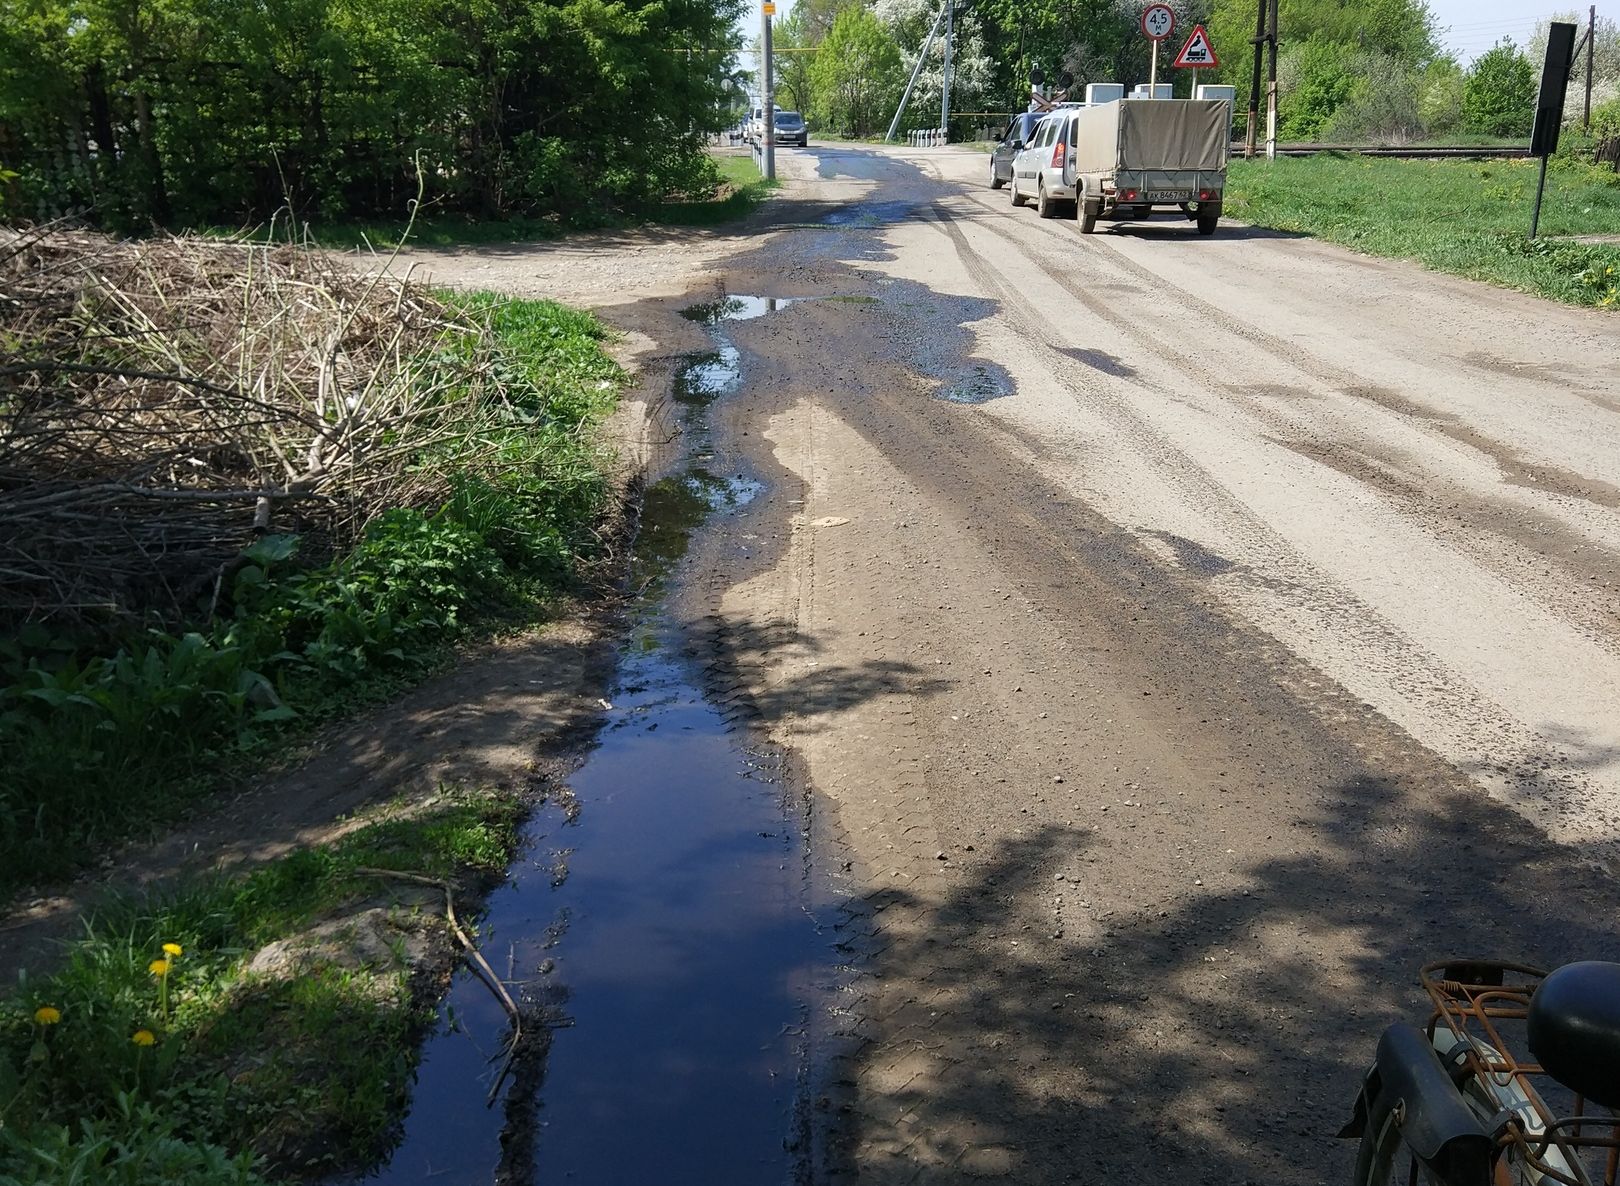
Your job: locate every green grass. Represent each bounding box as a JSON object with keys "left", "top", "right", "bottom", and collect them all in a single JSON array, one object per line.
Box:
[
  {"left": 0, "top": 297, "right": 622, "bottom": 897},
  {"left": 1226, "top": 154, "right": 1620, "bottom": 308},
  {"left": 646, "top": 153, "right": 781, "bottom": 227},
  {"left": 0, "top": 787, "right": 525, "bottom": 1183}
]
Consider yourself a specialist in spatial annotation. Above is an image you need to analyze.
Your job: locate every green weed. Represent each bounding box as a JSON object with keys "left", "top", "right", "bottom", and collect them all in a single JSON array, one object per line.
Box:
[
  {"left": 0, "top": 790, "right": 522, "bottom": 1180},
  {"left": 1226, "top": 155, "right": 1620, "bottom": 307}
]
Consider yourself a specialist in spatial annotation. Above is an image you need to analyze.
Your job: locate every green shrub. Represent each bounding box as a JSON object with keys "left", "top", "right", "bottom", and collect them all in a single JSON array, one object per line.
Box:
[
  {"left": 1592, "top": 96, "right": 1620, "bottom": 139},
  {"left": 1464, "top": 41, "right": 1536, "bottom": 138}
]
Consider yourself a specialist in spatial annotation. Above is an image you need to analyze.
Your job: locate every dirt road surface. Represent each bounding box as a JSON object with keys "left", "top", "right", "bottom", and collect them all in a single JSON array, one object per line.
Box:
[{"left": 411, "top": 145, "right": 1620, "bottom": 1183}]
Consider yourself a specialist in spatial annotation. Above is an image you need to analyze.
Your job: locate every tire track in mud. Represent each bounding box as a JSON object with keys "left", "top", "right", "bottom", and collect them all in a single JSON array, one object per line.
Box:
[
  {"left": 941, "top": 190, "right": 1620, "bottom": 654},
  {"left": 916, "top": 198, "right": 1620, "bottom": 859},
  {"left": 948, "top": 187, "right": 1620, "bottom": 510}
]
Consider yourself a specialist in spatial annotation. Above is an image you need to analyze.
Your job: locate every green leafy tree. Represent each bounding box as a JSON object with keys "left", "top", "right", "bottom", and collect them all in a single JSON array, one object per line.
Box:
[
  {"left": 809, "top": 6, "right": 904, "bottom": 136},
  {"left": 0, "top": 0, "right": 746, "bottom": 230},
  {"left": 1277, "top": 36, "right": 1357, "bottom": 139},
  {"left": 772, "top": 8, "right": 818, "bottom": 117},
  {"left": 1463, "top": 40, "right": 1536, "bottom": 138},
  {"left": 1417, "top": 56, "right": 1466, "bottom": 137}
]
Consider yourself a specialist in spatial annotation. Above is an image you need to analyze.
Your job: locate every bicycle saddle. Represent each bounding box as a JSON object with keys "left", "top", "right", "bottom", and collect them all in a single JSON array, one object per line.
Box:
[{"left": 1527, "top": 961, "right": 1620, "bottom": 1109}]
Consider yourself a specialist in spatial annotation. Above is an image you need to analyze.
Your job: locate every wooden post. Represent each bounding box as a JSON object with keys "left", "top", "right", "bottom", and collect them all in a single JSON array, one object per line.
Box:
[{"left": 1585, "top": 4, "right": 1596, "bottom": 133}]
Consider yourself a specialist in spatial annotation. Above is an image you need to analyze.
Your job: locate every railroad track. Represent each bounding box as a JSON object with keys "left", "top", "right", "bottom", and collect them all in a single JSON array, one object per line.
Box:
[{"left": 1232, "top": 143, "right": 1531, "bottom": 159}]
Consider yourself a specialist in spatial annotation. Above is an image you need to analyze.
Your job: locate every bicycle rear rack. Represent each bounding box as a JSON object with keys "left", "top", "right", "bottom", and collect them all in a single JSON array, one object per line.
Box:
[{"left": 1421, "top": 960, "right": 1620, "bottom": 1186}]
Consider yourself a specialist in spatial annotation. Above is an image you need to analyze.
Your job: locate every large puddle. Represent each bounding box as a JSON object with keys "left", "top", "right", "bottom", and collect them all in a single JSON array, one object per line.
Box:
[{"left": 358, "top": 297, "right": 819, "bottom": 1185}]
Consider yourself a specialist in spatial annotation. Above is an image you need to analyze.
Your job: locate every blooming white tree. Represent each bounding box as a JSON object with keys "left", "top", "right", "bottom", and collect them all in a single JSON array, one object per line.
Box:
[{"left": 874, "top": 0, "right": 996, "bottom": 130}]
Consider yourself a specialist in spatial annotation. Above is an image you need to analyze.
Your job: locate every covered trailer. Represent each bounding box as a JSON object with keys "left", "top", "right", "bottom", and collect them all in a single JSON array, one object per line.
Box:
[{"left": 1069, "top": 98, "right": 1229, "bottom": 234}]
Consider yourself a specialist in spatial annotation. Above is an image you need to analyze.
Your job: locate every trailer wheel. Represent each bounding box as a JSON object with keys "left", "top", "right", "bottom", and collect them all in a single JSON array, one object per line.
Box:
[
  {"left": 1079, "top": 200, "right": 1099, "bottom": 234},
  {"left": 1197, "top": 211, "right": 1219, "bottom": 236},
  {"left": 1037, "top": 181, "right": 1056, "bottom": 219}
]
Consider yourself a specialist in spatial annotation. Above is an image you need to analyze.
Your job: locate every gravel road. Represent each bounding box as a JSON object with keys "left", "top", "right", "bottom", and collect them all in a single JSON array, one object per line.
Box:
[{"left": 417, "top": 144, "right": 1620, "bottom": 1184}]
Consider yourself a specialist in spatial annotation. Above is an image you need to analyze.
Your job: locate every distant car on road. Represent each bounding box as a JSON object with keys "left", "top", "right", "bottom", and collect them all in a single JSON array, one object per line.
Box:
[
  {"left": 773, "top": 110, "right": 808, "bottom": 147},
  {"left": 988, "top": 112, "right": 1049, "bottom": 190}
]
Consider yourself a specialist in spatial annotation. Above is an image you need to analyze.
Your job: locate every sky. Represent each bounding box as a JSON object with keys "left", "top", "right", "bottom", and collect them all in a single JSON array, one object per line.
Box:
[{"left": 1428, "top": 1, "right": 1570, "bottom": 63}]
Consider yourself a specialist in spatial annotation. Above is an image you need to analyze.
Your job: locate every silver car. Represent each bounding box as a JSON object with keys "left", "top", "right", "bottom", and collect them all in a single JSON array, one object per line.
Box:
[{"left": 1008, "top": 109, "right": 1081, "bottom": 218}]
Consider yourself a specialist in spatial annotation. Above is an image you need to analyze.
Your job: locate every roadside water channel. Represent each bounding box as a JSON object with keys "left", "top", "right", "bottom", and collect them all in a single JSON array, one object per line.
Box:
[{"left": 360, "top": 296, "right": 823, "bottom": 1185}]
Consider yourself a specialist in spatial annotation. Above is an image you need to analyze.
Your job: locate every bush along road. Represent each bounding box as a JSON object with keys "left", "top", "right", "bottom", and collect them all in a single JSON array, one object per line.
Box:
[{"left": 0, "top": 232, "right": 627, "bottom": 1180}]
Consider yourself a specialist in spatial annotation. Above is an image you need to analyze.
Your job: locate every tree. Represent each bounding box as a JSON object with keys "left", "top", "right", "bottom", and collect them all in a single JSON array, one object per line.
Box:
[
  {"left": 1530, "top": 12, "right": 1620, "bottom": 119},
  {"left": 1276, "top": 36, "right": 1357, "bottom": 139},
  {"left": 874, "top": 0, "right": 994, "bottom": 130},
  {"left": 1417, "top": 57, "right": 1466, "bottom": 138},
  {"left": 809, "top": 6, "right": 904, "bottom": 136},
  {"left": 1463, "top": 40, "right": 1536, "bottom": 138},
  {"left": 772, "top": 8, "right": 817, "bottom": 116}
]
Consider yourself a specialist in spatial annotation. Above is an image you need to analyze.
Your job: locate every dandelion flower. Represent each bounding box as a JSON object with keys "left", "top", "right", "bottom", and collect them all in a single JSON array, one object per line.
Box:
[
  {"left": 33, "top": 1006, "right": 61, "bottom": 1026},
  {"left": 162, "top": 942, "right": 183, "bottom": 957},
  {"left": 148, "top": 959, "right": 171, "bottom": 977},
  {"left": 132, "top": 1029, "right": 156, "bottom": 1047}
]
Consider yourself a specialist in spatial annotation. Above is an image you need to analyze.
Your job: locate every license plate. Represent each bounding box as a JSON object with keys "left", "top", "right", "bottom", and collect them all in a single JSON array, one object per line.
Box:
[{"left": 1145, "top": 189, "right": 1192, "bottom": 202}]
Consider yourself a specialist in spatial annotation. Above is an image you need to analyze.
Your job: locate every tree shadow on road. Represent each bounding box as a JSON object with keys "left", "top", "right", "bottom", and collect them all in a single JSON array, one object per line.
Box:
[{"left": 818, "top": 773, "right": 1620, "bottom": 1184}]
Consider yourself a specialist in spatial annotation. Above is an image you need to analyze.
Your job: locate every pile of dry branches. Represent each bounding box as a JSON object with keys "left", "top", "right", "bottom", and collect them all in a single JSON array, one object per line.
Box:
[{"left": 0, "top": 228, "right": 507, "bottom": 625}]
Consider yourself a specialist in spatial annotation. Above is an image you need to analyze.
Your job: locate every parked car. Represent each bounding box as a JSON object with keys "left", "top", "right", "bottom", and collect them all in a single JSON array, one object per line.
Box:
[
  {"left": 988, "top": 112, "right": 1049, "bottom": 190},
  {"left": 746, "top": 106, "right": 765, "bottom": 142},
  {"left": 772, "top": 109, "right": 808, "bottom": 147},
  {"left": 1007, "top": 109, "right": 1080, "bottom": 217}
]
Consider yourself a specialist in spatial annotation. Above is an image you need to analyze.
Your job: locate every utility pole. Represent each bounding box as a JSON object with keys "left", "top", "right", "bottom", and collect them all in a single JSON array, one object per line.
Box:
[
  {"left": 1245, "top": 0, "right": 1265, "bottom": 156},
  {"left": 887, "top": 0, "right": 949, "bottom": 142},
  {"left": 761, "top": 3, "right": 775, "bottom": 180},
  {"left": 941, "top": 0, "right": 954, "bottom": 137},
  {"left": 1265, "top": 0, "right": 1279, "bottom": 159},
  {"left": 1585, "top": 4, "right": 1596, "bottom": 133}
]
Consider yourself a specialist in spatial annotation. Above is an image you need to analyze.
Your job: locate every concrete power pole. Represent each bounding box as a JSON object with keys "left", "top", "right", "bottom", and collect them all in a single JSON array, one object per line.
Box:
[
  {"left": 762, "top": 4, "right": 775, "bottom": 180},
  {"left": 1265, "top": 0, "right": 1279, "bottom": 159},
  {"left": 941, "top": 0, "right": 955, "bottom": 138},
  {"left": 1245, "top": 0, "right": 1265, "bottom": 156}
]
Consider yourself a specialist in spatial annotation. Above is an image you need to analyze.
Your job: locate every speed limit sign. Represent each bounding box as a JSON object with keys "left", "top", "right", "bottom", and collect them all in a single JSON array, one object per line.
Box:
[{"left": 1141, "top": 4, "right": 1175, "bottom": 40}]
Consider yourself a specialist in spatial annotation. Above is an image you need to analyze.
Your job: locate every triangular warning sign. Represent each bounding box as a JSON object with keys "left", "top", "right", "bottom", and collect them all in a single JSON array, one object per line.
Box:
[{"left": 1172, "top": 25, "right": 1219, "bottom": 69}]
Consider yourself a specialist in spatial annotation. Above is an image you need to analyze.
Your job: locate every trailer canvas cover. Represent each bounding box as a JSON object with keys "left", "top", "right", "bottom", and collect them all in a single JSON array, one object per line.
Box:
[{"left": 1072, "top": 99, "right": 1230, "bottom": 174}]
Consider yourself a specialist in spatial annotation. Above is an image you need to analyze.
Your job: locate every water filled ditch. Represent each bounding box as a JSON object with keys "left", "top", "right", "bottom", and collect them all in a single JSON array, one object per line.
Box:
[{"left": 357, "top": 296, "right": 821, "bottom": 1186}]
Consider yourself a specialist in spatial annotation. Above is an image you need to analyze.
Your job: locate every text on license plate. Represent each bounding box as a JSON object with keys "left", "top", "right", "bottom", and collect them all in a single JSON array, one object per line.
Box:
[{"left": 1144, "top": 190, "right": 1192, "bottom": 201}]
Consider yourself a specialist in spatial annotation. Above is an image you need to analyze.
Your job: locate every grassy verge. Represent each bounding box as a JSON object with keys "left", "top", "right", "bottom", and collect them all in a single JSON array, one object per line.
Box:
[
  {"left": 0, "top": 296, "right": 622, "bottom": 897},
  {"left": 1225, "top": 154, "right": 1620, "bottom": 308},
  {"left": 0, "top": 786, "right": 525, "bottom": 1183},
  {"left": 651, "top": 153, "right": 781, "bottom": 227}
]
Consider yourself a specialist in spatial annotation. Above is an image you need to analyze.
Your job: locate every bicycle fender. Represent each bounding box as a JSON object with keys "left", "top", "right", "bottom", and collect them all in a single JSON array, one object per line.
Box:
[{"left": 1344, "top": 1023, "right": 1494, "bottom": 1186}]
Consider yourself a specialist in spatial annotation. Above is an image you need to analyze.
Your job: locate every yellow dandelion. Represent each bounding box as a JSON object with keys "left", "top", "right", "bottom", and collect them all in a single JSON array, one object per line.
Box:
[
  {"left": 33, "top": 1006, "right": 61, "bottom": 1026},
  {"left": 132, "top": 1029, "right": 156, "bottom": 1047},
  {"left": 161, "top": 942, "right": 183, "bottom": 957},
  {"left": 148, "top": 959, "right": 171, "bottom": 977}
]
